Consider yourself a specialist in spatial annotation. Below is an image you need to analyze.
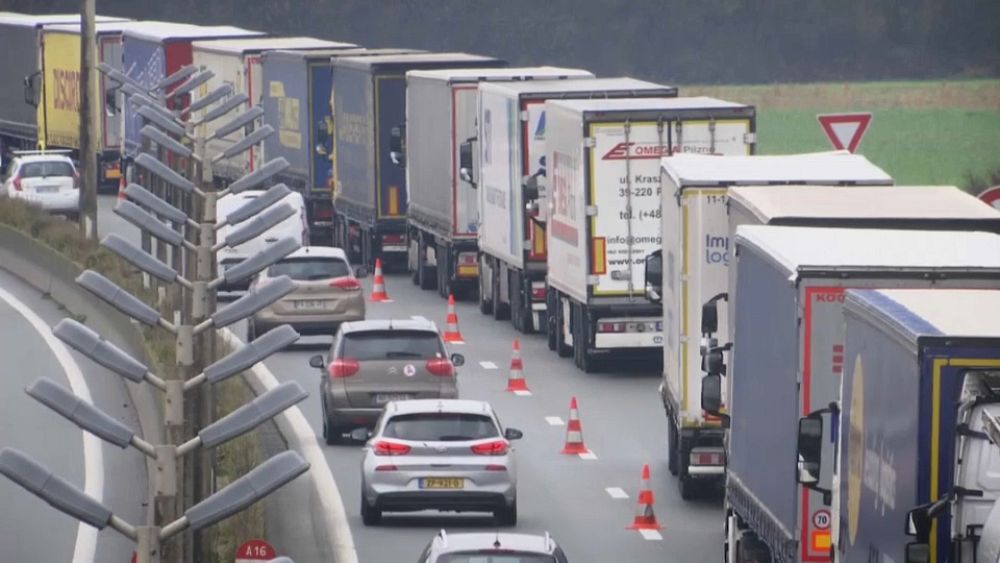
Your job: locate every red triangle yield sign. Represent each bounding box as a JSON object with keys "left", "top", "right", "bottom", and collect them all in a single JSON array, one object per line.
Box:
[{"left": 817, "top": 113, "right": 873, "bottom": 153}]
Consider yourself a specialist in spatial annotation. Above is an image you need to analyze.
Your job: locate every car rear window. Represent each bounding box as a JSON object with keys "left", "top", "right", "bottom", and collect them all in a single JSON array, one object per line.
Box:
[
  {"left": 268, "top": 257, "right": 349, "bottom": 281},
  {"left": 341, "top": 330, "right": 443, "bottom": 361},
  {"left": 19, "top": 161, "right": 74, "bottom": 178},
  {"left": 438, "top": 553, "right": 555, "bottom": 562},
  {"left": 383, "top": 413, "right": 499, "bottom": 442}
]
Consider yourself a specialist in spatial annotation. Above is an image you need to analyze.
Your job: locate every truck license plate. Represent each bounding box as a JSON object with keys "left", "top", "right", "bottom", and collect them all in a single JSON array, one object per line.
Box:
[{"left": 420, "top": 478, "right": 463, "bottom": 489}]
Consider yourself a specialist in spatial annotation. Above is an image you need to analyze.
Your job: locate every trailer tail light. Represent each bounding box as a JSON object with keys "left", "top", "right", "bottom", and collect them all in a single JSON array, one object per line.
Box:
[
  {"left": 530, "top": 283, "right": 546, "bottom": 301},
  {"left": 457, "top": 252, "right": 478, "bottom": 278},
  {"left": 598, "top": 322, "right": 626, "bottom": 333},
  {"left": 382, "top": 233, "right": 404, "bottom": 244},
  {"left": 373, "top": 441, "right": 411, "bottom": 456},
  {"left": 689, "top": 451, "right": 724, "bottom": 466},
  {"left": 329, "top": 276, "right": 361, "bottom": 290},
  {"left": 471, "top": 440, "right": 509, "bottom": 455},
  {"left": 314, "top": 206, "right": 333, "bottom": 220},
  {"left": 425, "top": 358, "right": 455, "bottom": 377},
  {"left": 329, "top": 358, "right": 360, "bottom": 378}
]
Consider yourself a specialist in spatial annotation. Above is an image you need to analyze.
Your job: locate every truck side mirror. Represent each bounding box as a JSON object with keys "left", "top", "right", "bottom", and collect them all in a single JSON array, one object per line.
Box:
[
  {"left": 904, "top": 543, "right": 930, "bottom": 563},
  {"left": 459, "top": 140, "right": 476, "bottom": 187},
  {"left": 644, "top": 250, "right": 662, "bottom": 303},
  {"left": 390, "top": 124, "right": 405, "bottom": 167},
  {"left": 701, "top": 300, "right": 719, "bottom": 335},
  {"left": 905, "top": 504, "right": 933, "bottom": 538},
  {"left": 796, "top": 415, "right": 823, "bottom": 485},
  {"left": 523, "top": 173, "right": 540, "bottom": 202},
  {"left": 701, "top": 373, "right": 722, "bottom": 413},
  {"left": 23, "top": 71, "right": 40, "bottom": 108}
]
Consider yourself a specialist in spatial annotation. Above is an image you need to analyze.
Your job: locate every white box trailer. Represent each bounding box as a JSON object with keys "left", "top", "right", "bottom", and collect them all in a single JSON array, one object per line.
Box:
[
  {"left": 648, "top": 152, "right": 892, "bottom": 498},
  {"left": 476, "top": 78, "right": 678, "bottom": 334},
  {"left": 191, "top": 36, "right": 355, "bottom": 181},
  {"left": 545, "top": 97, "right": 755, "bottom": 372},
  {"left": 403, "top": 66, "right": 593, "bottom": 300}
]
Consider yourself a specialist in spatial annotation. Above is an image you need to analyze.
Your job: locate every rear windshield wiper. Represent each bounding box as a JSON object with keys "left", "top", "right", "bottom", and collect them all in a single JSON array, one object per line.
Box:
[
  {"left": 385, "top": 351, "right": 423, "bottom": 358},
  {"left": 438, "top": 435, "right": 473, "bottom": 441}
]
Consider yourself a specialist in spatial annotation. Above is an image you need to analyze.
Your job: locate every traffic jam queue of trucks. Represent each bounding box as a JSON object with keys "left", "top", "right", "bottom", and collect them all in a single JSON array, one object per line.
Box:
[{"left": 643, "top": 169, "right": 1000, "bottom": 562}]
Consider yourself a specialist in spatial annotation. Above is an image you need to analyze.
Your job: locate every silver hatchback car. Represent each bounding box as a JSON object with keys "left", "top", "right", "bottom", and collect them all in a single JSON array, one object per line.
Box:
[
  {"left": 418, "top": 530, "right": 569, "bottom": 563},
  {"left": 355, "top": 399, "right": 522, "bottom": 526}
]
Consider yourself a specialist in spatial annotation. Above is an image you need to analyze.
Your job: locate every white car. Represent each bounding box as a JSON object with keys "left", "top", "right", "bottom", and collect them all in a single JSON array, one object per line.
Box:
[{"left": 2, "top": 152, "right": 79, "bottom": 219}]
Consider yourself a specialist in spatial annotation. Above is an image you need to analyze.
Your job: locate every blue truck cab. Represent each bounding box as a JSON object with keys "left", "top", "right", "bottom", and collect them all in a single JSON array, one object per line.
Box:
[{"left": 797, "top": 288, "right": 1000, "bottom": 562}]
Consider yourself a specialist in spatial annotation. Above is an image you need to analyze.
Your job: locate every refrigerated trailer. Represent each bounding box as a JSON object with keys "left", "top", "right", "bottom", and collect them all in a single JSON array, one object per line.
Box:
[
  {"left": 474, "top": 78, "right": 678, "bottom": 334},
  {"left": 404, "top": 67, "right": 594, "bottom": 300},
  {"left": 717, "top": 226, "right": 1000, "bottom": 563},
  {"left": 644, "top": 152, "right": 892, "bottom": 500},
  {"left": 330, "top": 53, "right": 507, "bottom": 271},
  {"left": 544, "top": 97, "right": 755, "bottom": 372},
  {"left": 813, "top": 288, "right": 1000, "bottom": 563},
  {"left": 0, "top": 14, "right": 129, "bottom": 176},
  {"left": 261, "top": 48, "right": 422, "bottom": 244},
  {"left": 190, "top": 36, "right": 355, "bottom": 183}
]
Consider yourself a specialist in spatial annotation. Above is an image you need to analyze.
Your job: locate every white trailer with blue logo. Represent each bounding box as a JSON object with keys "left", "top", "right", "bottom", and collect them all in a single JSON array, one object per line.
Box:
[
  {"left": 648, "top": 152, "right": 892, "bottom": 500},
  {"left": 475, "top": 78, "right": 677, "bottom": 335}
]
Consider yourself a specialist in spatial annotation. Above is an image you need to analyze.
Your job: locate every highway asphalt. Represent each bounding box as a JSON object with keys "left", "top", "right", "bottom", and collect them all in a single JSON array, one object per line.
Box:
[
  {"left": 96, "top": 193, "right": 723, "bottom": 562},
  {"left": 0, "top": 265, "right": 147, "bottom": 562}
]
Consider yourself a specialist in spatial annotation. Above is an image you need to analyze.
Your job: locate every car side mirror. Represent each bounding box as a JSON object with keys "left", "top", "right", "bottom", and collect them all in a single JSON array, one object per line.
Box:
[
  {"left": 459, "top": 140, "right": 475, "bottom": 187},
  {"left": 504, "top": 427, "right": 523, "bottom": 440},
  {"left": 390, "top": 124, "right": 405, "bottom": 167},
  {"left": 354, "top": 266, "right": 368, "bottom": 278},
  {"left": 349, "top": 427, "right": 372, "bottom": 443},
  {"left": 450, "top": 353, "right": 465, "bottom": 367},
  {"left": 796, "top": 415, "right": 823, "bottom": 486},
  {"left": 644, "top": 250, "right": 662, "bottom": 303},
  {"left": 904, "top": 543, "right": 930, "bottom": 563},
  {"left": 309, "top": 354, "right": 325, "bottom": 369}
]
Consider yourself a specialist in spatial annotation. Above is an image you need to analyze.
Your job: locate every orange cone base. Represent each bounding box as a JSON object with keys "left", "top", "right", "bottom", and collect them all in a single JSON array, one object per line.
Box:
[
  {"left": 369, "top": 292, "right": 391, "bottom": 302},
  {"left": 627, "top": 516, "right": 662, "bottom": 530},
  {"left": 443, "top": 332, "right": 464, "bottom": 343},
  {"left": 505, "top": 378, "right": 530, "bottom": 392},
  {"left": 561, "top": 443, "right": 589, "bottom": 455}
]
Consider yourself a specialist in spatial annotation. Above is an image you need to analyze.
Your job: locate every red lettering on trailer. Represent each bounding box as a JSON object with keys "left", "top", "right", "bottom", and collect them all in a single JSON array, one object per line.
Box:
[{"left": 53, "top": 69, "right": 81, "bottom": 112}]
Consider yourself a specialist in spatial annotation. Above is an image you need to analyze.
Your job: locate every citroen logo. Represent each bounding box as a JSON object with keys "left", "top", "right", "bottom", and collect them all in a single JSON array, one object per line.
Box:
[{"left": 388, "top": 366, "right": 398, "bottom": 375}]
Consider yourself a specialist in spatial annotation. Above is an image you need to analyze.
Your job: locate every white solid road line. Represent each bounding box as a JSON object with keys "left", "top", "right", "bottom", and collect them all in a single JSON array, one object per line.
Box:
[
  {"left": 221, "top": 329, "right": 359, "bottom": 563},
  {"left": 410, "top": 315, "right": 429, "bottom": 322},
  {"left": 544, "top": 416, "right": 565, "bottom": 426},
  {"left": 478, "top": 361, "right": 498, "bottom": 370},
  {"left": 605, "top": 487, "right": 629, "bottom": 499},
  {"left": 638, "top": 529, "right": 663, "bottom": 541},
  {"left": 0, "top": 286, "right": 102, "bottom": 563}
]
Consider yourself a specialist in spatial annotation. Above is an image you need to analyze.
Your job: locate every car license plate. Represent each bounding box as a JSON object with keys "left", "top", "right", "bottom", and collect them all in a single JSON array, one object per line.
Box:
[
  {"left": 374, "top": 393, "right": 412, "bottom": 405},
  {"left": 293, "top": 300, "right": 326, "bottom": 310},
  {"left": 37, "top": 185, "right": 58, "bottom": 193},
  {"left": 420, "top": 478, "right": 464, "bottom": 489}
]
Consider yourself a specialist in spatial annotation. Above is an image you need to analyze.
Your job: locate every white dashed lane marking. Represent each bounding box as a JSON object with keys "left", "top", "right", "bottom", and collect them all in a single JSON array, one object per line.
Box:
[
  {"left": 479, "top": 361, "right": 498, "bottom": 370},
  {"left": 605, "top": 487, "right": 629, "bottom": 499},
  {"left": 578, "top": 451, "right": 598, "bottom": 460},
  {"left": 638, "top": 529, "right": 663, "bottom": 541},
  {"left": 545, "top": 416, "right": 565, "bottom": 426}
]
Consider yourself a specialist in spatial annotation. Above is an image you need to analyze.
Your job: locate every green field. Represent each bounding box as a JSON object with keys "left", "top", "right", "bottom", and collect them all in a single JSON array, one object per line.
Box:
[{"left": 685, "top": 80, "right": 1000, "bottom": 190}]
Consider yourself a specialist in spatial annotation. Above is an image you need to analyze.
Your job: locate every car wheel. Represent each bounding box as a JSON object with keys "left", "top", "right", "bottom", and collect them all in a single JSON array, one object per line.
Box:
[
  {"left": 494, "top": 499, "right": 517, "bottom": 526},
  {"left": 361, "top": 491, "right": 381, "bottom": 525}
]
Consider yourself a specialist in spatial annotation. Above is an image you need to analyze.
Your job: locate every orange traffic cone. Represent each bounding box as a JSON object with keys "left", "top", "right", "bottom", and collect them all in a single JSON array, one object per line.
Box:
[
  {"left": 627, "top": 464, "right": 662, "bottom": 530},
  {"left": 505, "top": 338, "right": 530, "bottom": 393},
  {"left": 117, "top": 175, "right": 127, "bottom": 200},
  {"left": 561, "top": 396, "right": 589, "bottom": 454},
  {"left": 442, "top": 294, "right": 464, "bottom": 343},
  {"left": 369, "top": 258, "right": 391, "bottom": 302}
]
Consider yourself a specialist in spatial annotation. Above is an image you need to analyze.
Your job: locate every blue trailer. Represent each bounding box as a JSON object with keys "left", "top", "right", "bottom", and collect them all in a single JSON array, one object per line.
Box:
[
  {"left": 260, "top": 48, "right": 421, "bottom": 244},
  {"left": 802, "top": 288, "right": 1000, "bottom": 563},
  {"left": 329, "top": 52, "right": 506, "bottom": 270},
  {"left": 715, "top": 226, "right": 1000, "bottom": 563}
]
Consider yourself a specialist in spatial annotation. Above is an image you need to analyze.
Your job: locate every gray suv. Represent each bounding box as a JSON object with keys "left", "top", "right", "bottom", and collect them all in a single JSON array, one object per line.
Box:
[{"left": 310, "top": 318, "right": 463, "bottom": 444}]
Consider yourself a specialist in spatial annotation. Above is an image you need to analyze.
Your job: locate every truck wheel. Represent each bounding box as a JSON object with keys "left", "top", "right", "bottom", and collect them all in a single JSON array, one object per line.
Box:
[
  {"left": 555, "top": 293, "right": 571, "bottom": 358},
  {"left": 478, "top": 256, "right": 493, "bottom": 314},
  {"left": 418, "top": 238, "right": 436, "bottom": 291},
  {"left": 436, "top": 244, "right": 450, "bottom": 299},
  {"left": 667, "top": 419, "right": 679, "bottom": 476},
  {"left": 492, "top": 265, "right": 510, "bottom": 321},
  {"left": 678, "top": 475, "right": 698, "bottom": 501},
  {"left": 572, "top": 304, "right": 596, "bottom": 373},
  {"left": 737, "top": 533, "right": 772, "bottom": 563},
  {"left": 546, "top": 288, "right": 557, "bottom": 351}
]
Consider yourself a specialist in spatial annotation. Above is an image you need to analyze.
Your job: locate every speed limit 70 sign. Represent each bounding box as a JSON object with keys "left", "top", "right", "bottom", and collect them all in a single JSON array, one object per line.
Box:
[{"left": 236, "top": 539, "right": 276, "bottom": 562}]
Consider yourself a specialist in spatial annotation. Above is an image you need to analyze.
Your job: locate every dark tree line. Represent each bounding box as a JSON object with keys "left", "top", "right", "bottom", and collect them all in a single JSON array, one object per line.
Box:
[{"left": 3, "top": 0, "right": 997, "bottom": 83}]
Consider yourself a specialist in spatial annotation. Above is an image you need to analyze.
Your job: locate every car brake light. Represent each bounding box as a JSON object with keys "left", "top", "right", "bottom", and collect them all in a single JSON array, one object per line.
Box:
[
  {"left": 73, "top": 169, "right": 79, "bottom": 189},
  {"left": 329, "top": 357, "right": 360, "bottom": 378},
  {"left": 329, "top": 276, "right": 361, "bottom": 290},
  {"left": 373, "top": 441, "right": 411, "bottom": 456},
  {"left": 425, "top": 358, "right": 455, "bottom": 377},
  {"left": 12, "top": 175, "right": 22, "bottom": 191},
  {"left": 471, "top": 440, "right": 509, "bottom": 455}
]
